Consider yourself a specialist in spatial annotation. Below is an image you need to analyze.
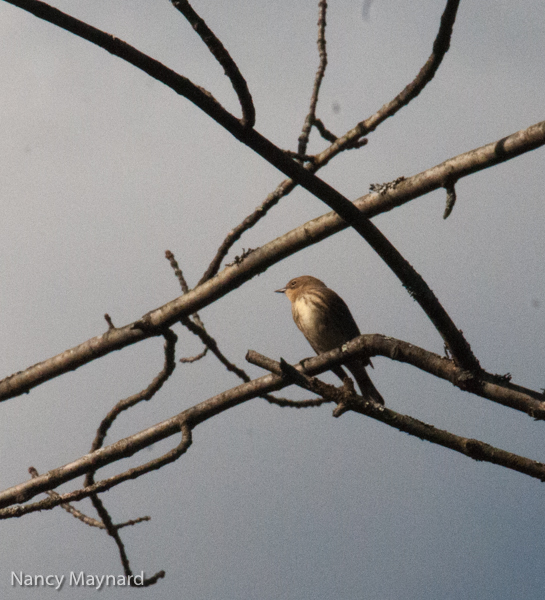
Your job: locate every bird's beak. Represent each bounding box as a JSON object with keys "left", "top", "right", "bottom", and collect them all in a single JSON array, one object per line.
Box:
[{"left": 275, "top": 287, "right": 286, "bottom": 294}]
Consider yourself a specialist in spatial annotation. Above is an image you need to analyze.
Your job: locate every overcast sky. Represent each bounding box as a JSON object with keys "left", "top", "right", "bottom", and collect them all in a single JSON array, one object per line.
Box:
[{"left": 1, "top": 1, "right": 544, "bottom": 599}]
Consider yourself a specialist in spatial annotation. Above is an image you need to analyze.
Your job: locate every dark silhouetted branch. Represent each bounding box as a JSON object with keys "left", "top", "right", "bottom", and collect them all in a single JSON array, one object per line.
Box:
[{"left": 170, "top": 0, "right": 255, "bottom": 127}]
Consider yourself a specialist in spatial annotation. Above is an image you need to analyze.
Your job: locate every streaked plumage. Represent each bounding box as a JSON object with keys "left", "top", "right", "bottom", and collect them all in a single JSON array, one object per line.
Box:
[{"left": 276, "top": 275, "right": 384, "bottom": 405}]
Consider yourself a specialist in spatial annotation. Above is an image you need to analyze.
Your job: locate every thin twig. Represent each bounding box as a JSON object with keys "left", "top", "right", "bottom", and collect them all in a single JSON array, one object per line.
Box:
[
  {"left": 165, "top": 249, "right": 190, "bottom": 294},
  {"left": 180, "top": 316, "right": 249, "bottom": 381},
  {"left": 443, "top": 184, "right": 457, "bottom": 219},
  {"left": 313, "top": 118, "right": 337, "bottom": 143},
  {"left": 314, "top": 0, "right": 462, "bottom": 163},
  {"left": 82, "top": 422, "right": 191, "bottom": 589},
  {"left": 198, "top": 179, "right": 296, "bottom": 284},
  {"left": 86, "top": 490, "right": 162, "bottom": 587},
  {"left": 166, "top": 249, "right": 291, "bottom": 400},
  {"left": 80, "top": 330, "right": 176, "bottom": 581},
  {"left": 28, "top": 467, "right": 151, "bottom": 529},
  {"left": 89, "top": 493, "right": 133, "bottom": 579},
  {"left": 298, "top": 0, "right": 328, "bottom": 157},
  {"left": 261, "top": 395, "right": 331, "bottom": 409},
  {"left": 170, "top": 0, "right": 255, "bottom": 127},
  {"left": 28, "top": 467, "right": 105, "bottom": 529},
  {"left": 87, "top": 330, "right": 177, "bottom": 457},
  {"left": 0, "top": 423, "right": 193, "bottom": 519},
  {"left": 104, "top": 313, "right": 115, "bottom": 330},
  {"left": 165, "top": 251, "right": 204, "bottom": 333},
  {"left": 179, "top": 348, "right": 209, "bottom": 363},
  {"left": 180, "top": 314, "right": 293, "bottom": 405},
  {"left": 165, "top": 250, "right": 209, "bottom": 363},
  {"left": 116, "top": 516, "right": 152, "bottom": 530},
  {"left": 165, "top": 250, "right": 293, "bottom": 403}
]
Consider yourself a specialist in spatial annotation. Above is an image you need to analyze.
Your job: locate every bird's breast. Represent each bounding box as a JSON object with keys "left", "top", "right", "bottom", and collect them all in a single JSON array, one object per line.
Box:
[{"left": 292, "top": 295, "right": 336, "bottom": 352}]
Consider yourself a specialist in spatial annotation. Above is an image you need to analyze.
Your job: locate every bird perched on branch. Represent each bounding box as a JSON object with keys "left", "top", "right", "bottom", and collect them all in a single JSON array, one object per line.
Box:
[{"left": 276, "top": 275, "right": 384, "bottom": 405}]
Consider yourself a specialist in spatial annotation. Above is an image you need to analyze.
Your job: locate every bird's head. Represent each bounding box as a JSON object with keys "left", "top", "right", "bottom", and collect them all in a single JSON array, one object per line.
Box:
[{"left": 275, "top": 275, "right": 327, "bottom": 301}]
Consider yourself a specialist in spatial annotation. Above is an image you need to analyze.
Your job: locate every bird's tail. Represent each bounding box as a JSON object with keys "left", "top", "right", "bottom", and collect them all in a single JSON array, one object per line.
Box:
[{"left": 346, "top": 360, "right": 385, "bottom": 405}]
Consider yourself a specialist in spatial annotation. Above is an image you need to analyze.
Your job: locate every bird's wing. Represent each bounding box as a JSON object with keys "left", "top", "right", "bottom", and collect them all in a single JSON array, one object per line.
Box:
[{"left": 323, "top": 289, "right": 361, "bottom": 340}]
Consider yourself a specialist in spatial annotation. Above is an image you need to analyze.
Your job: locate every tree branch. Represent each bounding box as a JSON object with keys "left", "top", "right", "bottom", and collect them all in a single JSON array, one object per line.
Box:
[
  {"left": 1, "top": 118, "right": 543, "bottom": 401},
  {"left": 248, "top": 353, "right": 545, "bottom": 481},
  {"left": 1, "top": 0, "right": 482, "bottom": 371},
  {"left": 198, "top": 0, "right": 460, "bottom": 280},
  {"left": 313, "top": 0, "right": 461, "bottom": 164},
  {"left": 170, "top": 0, "right": 255, "bottom": 127},
  {"left": 2, "top": 334, "right": 544, "bottom": 512},
  {"left": 88, "top": 330, "right": 177, "bottom": 456},
  {"left": 298, "top": 0, "right": 328, "bottom": 157},
  {"left": 253, "top": 336, "right": 545, "bottom": 418}
]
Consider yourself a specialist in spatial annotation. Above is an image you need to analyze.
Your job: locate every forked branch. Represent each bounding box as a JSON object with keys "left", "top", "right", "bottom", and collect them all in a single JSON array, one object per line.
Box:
[{"left": 170, "top": 0, "right": 255, "bottom": 127}]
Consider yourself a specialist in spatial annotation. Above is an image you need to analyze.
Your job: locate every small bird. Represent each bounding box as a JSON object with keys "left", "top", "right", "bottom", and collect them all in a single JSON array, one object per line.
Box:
[{"left": 276, "top": 275, "right": 384, "bottom": 405}]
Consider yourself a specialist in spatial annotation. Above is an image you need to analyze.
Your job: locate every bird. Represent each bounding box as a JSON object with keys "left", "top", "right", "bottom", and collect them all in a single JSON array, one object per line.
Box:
[{"left": 276, "top": 275, "right": 384, "bottom": 405}]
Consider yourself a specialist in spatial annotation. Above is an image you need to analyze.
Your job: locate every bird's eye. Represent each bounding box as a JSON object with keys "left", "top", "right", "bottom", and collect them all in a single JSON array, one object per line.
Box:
[{"left": 290, "top": 280, "right": 297, "bottom": 287}]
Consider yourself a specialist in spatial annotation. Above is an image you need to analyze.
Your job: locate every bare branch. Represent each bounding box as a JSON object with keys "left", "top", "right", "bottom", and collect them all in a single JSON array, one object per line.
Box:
[
  {"left": 180, "top": 315, "right": 250, "bottom": 381},
  {"left": 75, "top": 328, "right": 177, "bottom": 583},
  {"left": 89, "top": 493, "right": 131, "bottom": 578},
  {"left": 314, "top": 0, "right": 462, "bottom": 162},
  {"left": 248, "top": 334, "right": 545, "bottom": 419},
  {"left": 28, "top": 467, "right": 105, "bottom": 529},
  {"left": 88, "top": 330, "right": 178, "bottom": 456},
  {"left": 77, "top": 329, "right": 177, "bottom": 574},
  {"left": 180, "top": 312, "right": 293, "bottom": 406},
  {"left": 0, "top": 423, "right": 194, "bottom": 518},
  {"left": 443, "top": 184, "right": 457, "bottom": 219},
  {"left": 298, "top": 0, "right": 328, "bottom": 157},
  {"left": 165, "top": 249, "right": 191, "bottom": 295},
  {"left": 165, "top": 249, "right": 255, "bottom": 380},
  {"left": 28, "top": 467, "right": 150, "bottom": 529},
  {"left": 198, "top": 179, "right": 297, "bottom": 284},
  {"left": 170, "top": 0, "right": 255, "bottom": 127},
  {"left": 88, "top": 492, "right": 161, "bottom": 587},
  {"left": 312, "top": 118, "right": 338, "bottom": 143},
  {"left": 104, "top": 313, "right": 115, "bottom": 330},
  {"left": 1, "top": 120, "right": 543, "bottom": 402},
  {"left": 179, "top": 348, "right": 209, "bottom": 364},
  {"left": 2, "top": 335, "right": 544, "bottom": 513},
  {"left": 260, "top": 395, "right": 331, "bottom": 409},
  {"left": 116, "top": 516, "right": 152, "bottom": 530},
  {"left": 165, "top": 250, "right": 304, "bottom": 406},
  {"left": 165, "top": 249, "right": 210, "bottom": 362},
  {"left": 248, "top": 353, "right": 545, "bottom": 481}
]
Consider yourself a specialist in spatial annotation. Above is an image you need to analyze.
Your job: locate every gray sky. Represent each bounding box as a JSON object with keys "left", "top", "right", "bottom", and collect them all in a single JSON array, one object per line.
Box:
[{"left": 1, "top": 1, "right": 544, "bottom": 598}]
